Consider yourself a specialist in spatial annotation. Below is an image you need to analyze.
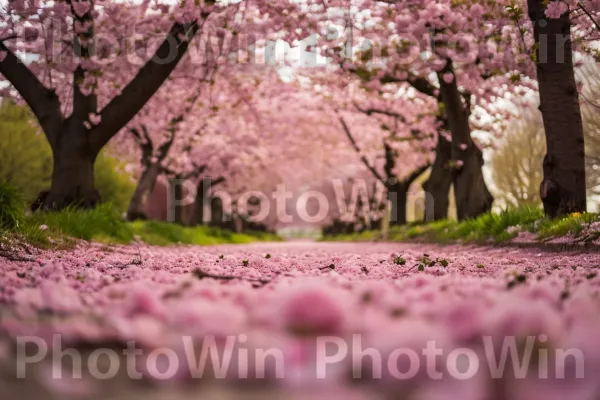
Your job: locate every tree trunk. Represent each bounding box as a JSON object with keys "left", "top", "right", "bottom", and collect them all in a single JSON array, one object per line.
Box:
[
  {"left": 194, "top": 179, "right": 208, "bottom": 226},
  {"left": 41, "top": 123, "right": 101, "bottom": 210},
  {"left": 438, "top": 67, "right": 493, "bottom": 220},
  {"left": 127, "top": 163, "right": 162, "bottom": 221},
  {"left": 168, "top": 177, "right": 186, "bottom": 225},
  {"left": 528, "top": 0, "right": 586, "bottom": 217},
  {"left": 388, "top": 182, "right": 408, "bottom": 226},
  {"left": 454, "top": 146, "right": 493, "bottom": 220},
  {"left": 209, "top": 196, "right": 225, "bottom": 227},
  {"left": 423, "top": 130, "right": 453, "bottom": 221}
]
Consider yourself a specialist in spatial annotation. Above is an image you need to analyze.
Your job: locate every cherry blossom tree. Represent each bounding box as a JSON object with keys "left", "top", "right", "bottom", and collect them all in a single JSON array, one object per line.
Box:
[
  {"left": 113, "top": 77, "right": 217, "bottom": 221},
  {"left": 285, "top": 0, "right": 536, "bottom": 220},
  {"left": 0, "top": 0, "right": 283, "bottom": 210},
  {"left": 331, "top": 85, "right": 437, "bottom": 225}
]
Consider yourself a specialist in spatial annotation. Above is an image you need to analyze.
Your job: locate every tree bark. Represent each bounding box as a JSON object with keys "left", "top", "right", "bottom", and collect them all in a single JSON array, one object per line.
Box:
[
  {"left": 168, "top": 176, "right": 189, "bottom": 225},
  {"left": 193, "top": 177, "right": 225, "bottom": 225},
  {"left": 42, "top": 122, "right": 101, "bottom": 210},
  {"left": 195, "top": 179, "right": 209, "bottom": 226},
  {"left": 209, "top": 197, "right": 226, "bottom": 227},
  {"left": 388, "top": 182, "right": 408, "bottom": 226},
  {"left": 423, "top": 129, "right": 453, "bottom": 221},
  {"left": 438, "top": 66, "right": 493, "bottom": 220},
  {"left": 127, "top": 163, "right": 162, "bottom": 221},
  {"left": 454, "top": 145, "right": 493, "bottom": 219},
  {"left": 528, "top": 0, "right": 587, "bottom": 217}
]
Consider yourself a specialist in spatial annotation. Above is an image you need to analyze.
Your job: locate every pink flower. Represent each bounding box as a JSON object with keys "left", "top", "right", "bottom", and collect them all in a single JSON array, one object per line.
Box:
[
  {"left": 123, "top": 285, "right": 165, "bottom": 318},
  {"left": 74, "top": 20, "right": 91, "bottom": 34},
  {"left": 443, "top": 72, "right": 454, "bottom": 84},
  {"left": 38, "top": 365, "right": 96, "bottom": 397},
  {"left": 278, "top": 283, "right": 347, "bottom": 336},
  {"left": 545, "top": 1, "right": 569, "bottom": 19},
  {"left": 0, "top": 50, "right": 7, "bottom": 62},
  {"left": 39, "top": 262, "right": 64, "bottom": 278},
  {"left": 88, "top": 113, "right": 101, "bottom": 126},
  {"left": 72, "top": 0, "right": 91, "bottom": 18},
  {"left": 40, "top": 281, "right": 83, "bottom": 313}
]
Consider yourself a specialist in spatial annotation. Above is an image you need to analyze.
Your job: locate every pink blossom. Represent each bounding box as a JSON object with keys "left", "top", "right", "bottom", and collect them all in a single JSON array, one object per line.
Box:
[
  {"left": 278, "top": 283, "right": 347, "bottom": 335},
  {"left": 545, "top": 1, "right": 569, "bottom": 18},
  {"left": 38, "top": 365, "right": 96, "bottom": 397},
  {"left": 40, "top": 280, "right": 82, "bottom": 313},
  {"left": 72, "top": 0, "right": 91, "bottom": 18},
  {"left": 88, "top": 113, "right": 101, "bottom": 126}
]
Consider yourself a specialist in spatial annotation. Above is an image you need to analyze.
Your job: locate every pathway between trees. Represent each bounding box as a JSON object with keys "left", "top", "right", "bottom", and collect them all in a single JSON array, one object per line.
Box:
[{"left": 1, "top": 241, "right": 599, "bottom": 399}]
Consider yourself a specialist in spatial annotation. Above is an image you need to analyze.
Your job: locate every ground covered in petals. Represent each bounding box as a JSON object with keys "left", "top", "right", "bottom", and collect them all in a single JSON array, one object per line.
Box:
[{"left": 1, "top": 241, "right": 600, "bottom": 400}]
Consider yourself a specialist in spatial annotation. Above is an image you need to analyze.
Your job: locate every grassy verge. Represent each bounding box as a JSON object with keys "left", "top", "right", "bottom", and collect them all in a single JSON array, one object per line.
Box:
[
  {"left": 322, "top": 206, "right": 600, "bottom": 246},
  {"left": 0, "top": 185, "right": 280, "bottom": 248}
]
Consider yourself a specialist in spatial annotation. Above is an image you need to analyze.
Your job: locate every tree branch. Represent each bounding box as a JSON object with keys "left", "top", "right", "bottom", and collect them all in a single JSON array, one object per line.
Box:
[
  {"left": 192, "top": 268, "right": 274, "bottom": 288},
  {"left": 212, "top": 176, "right": 226, "bottom": 187},
  {"left": 164, "top": 163, "right": 207, "bottom": 180},
  {"left": 129, "top": 126, "right": 154, "bottom": 167},
  {"left": 337, "top": 112, "right": 386, "bottom": 184},
  {"left": 404, "top": 163, "right": 432, "bottom": 186},
  {"left": 354, "top": 102, "right": 407, "bottom": 121},
  {"left": 156, "top": 128, "right": 177, "bottom": 163},
  {"left": 90, "top": 20, "right": 202, "bottom": 151},
  {"left": 407, "top": 75, "right": 437, "bottom": 97},
  {"left": 185, "top": 163, "right": 208, "bottom": 180},
  {"left": 69, "top": 0, "right": 97, "bottom": 121},
  {"left": 0, "top": 43, "right": 62, "bottom": 147},
  {"left": 578, "top": 3, "right": 600, "bottom": 33}
]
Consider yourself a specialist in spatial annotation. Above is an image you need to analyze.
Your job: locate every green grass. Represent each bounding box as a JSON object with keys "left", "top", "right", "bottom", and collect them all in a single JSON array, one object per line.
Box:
[
  {"left": 536, "top": 212, "right": 600, "bottom": 240},
  {"left": 1, "top": 197, "right": 281, "bottom": 248},
  {"left": 0, "top": 182, "right": 25, "bottom": 231},
  {"left": 127, "top": 220, "right": 281, "bottom": 246},
  {"left": 320, "top": 230, "right": 380, "bottom": 242},
  {"left": 322, "top": 206, "right": 600, "bottom": 245}
]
